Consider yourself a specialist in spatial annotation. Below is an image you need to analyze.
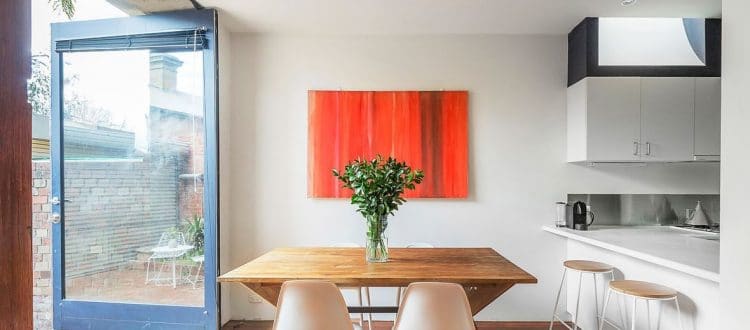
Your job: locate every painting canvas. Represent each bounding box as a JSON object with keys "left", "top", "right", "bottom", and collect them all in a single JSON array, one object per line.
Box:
[{"left": 308, "top": 90, "right": 468, "bottom": 198}]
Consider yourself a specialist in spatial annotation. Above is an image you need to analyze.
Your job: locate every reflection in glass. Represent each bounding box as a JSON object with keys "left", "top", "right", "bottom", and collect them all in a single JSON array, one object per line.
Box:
[
  {"left": 598, "top": 18, "right": 706, "bottom": 66},
  {"left": 62, "top": 49, "right": 205, "bottom": 307}
]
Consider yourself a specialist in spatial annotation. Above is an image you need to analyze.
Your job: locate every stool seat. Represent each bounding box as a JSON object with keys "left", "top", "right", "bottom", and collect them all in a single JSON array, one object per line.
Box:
[
  {"left": 608, "top": 280, "right": 678, "bottom": 299},
  {"left": 564, "top": 260, "right": 614, "bottom": 273}
]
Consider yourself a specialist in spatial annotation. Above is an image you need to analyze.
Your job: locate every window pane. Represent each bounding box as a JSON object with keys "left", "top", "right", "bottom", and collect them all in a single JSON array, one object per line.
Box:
[
  {"left": 598, "top": 17, "right": 706, "bottom": 66},
  {"left": 62, "top": 49, "right": 205, "bottom": 307}
]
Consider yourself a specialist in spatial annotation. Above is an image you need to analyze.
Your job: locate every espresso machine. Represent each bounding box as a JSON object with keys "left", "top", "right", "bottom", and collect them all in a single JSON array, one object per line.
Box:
[{"left": 556, "top": 201, "right": 595, "bottom": 230}]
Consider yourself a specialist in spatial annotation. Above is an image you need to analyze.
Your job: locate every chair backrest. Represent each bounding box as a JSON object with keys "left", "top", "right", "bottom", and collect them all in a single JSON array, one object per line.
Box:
[
  {"left": 393, "top": 282, "right": 475, "bottom": 330},
  {"left": 273, "top": 280, "right": 353, "bottom": 330},
  {"left": 331, "top": 242, "right": 360, "bottom": 248},
  {"left": 406, "top": 242, "right": 434, "bottom": 248},
  {"left": 156, "top": 231, "right": 186, "bottom": 247}
]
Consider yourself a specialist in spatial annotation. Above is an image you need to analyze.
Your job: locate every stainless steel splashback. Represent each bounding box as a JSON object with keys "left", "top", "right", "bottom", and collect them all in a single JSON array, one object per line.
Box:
[{"left": 566, "top": 194, "right": 720, "bottom": 226}]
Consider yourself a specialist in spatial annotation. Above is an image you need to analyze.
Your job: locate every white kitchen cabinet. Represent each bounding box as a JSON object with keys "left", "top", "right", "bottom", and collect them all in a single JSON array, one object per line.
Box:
[
  {"left": 640, "top": 77, "right": 696, "bottom": 162},
  {"left": 567, "top": 77, "right": 721, "bottom": 163},
  {"left": 694, "top": 77, "right": 721, "bottom": 158},
  {"left": 567, "top": 77, "right": 641, "bottom": 162}
]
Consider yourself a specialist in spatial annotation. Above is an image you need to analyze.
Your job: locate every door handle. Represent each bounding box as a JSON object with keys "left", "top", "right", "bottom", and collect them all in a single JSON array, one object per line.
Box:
[
  {"left": 645, "top": 142, "right": 651, "bottom": 156},
  {"left": 50, "top": 197, "right": 71, "bottom": 205},
  {"left": 633, "top": 141, "right": 639, "bottom": 156}
]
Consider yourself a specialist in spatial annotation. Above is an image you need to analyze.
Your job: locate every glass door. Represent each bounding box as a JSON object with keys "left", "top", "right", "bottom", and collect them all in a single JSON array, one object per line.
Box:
[{"left": 50, "top": 10, "right": 218, "bottom": 329}]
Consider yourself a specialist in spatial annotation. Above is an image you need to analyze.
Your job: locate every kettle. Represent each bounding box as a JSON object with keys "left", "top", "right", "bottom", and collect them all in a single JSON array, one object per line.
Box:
[
  {"left": 569, "top": 201, "right": 595, "bottom": 230},
  {"left": 685, "top": 201, "right": 712, "bottom": 226}
]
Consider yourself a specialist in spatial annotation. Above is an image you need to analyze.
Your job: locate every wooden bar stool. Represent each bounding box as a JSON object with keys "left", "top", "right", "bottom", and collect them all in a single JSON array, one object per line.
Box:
[
  {"left": 550, "top": 260, "right": 614, "bottom": 330},
  {"left": 599, "top": 280, "right": 683, "bottom": 330}
]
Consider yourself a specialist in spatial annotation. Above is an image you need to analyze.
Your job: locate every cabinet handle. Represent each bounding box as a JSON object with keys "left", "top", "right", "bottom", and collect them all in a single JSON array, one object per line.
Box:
[
  {"left": 633, "top": 141, "right": 639, "bottom": 156},
  {"left": 646, "top": 142, "right": 651, "bottom": 156}
]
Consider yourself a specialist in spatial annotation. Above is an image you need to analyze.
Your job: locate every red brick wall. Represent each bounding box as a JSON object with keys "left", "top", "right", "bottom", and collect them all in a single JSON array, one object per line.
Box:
[
  {"left": 179, "top": 176, "right": 204, "bottom": 221},
  {"left": 32, "top": 161, "right": 52, "bottom": 329}
]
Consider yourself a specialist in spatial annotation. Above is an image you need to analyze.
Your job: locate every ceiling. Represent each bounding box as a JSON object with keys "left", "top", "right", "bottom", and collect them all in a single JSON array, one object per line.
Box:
[
  {"left": 199, "top": 0, "right": 721, "bottom": 35},
  {"left": 106, "top": 0, "right": 195, "bottom": 15}
]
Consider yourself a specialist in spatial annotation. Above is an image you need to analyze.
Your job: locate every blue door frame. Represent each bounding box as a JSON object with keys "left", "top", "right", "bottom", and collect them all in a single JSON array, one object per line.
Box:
[{"left": 50, "top": 9, "right": 220, "bottom": 329}]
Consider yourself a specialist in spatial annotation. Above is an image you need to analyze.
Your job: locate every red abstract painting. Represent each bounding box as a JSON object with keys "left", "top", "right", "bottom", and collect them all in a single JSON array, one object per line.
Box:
[{"left": 308, "top": 90, "right": 468, "bottom": 198}]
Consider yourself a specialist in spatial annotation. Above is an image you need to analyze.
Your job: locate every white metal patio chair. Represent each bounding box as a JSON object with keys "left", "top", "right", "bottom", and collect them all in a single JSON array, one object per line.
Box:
[
  {"left": 186, "top": 255, "right": 204, "bottom": 289},
  {"left": 145, "top": 231, "right": 192, "bottom": 287}
]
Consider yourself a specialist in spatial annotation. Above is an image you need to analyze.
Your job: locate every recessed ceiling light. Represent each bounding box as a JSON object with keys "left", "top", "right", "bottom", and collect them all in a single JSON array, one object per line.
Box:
[{"left": 621, "top": 0, "right": 638, "bottom": 6}]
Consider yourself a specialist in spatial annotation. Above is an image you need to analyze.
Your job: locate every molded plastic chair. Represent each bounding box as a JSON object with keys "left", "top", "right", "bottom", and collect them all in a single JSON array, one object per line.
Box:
[
  {"left": 396, "top": 243, "right": 434, "bottom": 305},
  {"left": 273, "top": 280, "right": 354, "bottom": 330},
  {"left": 393, "top": 282, "right": 475, "bottom": 330},
  {"left": 332, "top": 243, "right": 372, "bottom": 330},
  {"left": 406, "top": 242, "right": 434, "bottom": 248}
]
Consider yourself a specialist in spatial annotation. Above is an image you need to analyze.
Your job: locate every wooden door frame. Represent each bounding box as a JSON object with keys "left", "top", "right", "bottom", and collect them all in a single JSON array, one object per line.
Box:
[{"left": 0, "top": 0, "right": 33, "bottom": 328}]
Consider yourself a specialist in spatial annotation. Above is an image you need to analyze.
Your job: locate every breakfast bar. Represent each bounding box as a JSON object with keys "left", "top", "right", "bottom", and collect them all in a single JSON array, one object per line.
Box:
[{"left": 544, "top": 225, "right": 720, "bottom": 330}]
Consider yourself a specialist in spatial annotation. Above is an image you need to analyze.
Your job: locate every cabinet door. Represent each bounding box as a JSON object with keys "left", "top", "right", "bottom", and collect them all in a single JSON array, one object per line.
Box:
[
  {"left": 586, "top": 77, "right": 642, "bottom": 161},
  {"left": 641, "top": 77, "right": 695, "bottom": 161},
  {"left": 694, "top": 77, "right": 721, "bottom": 157}
]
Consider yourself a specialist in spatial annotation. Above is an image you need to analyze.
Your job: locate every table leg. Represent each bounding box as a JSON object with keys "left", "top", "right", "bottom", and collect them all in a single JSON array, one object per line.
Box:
[
  {"left": 243, "top": 283, "right": 282, "bottom": 306},
  {"left": 464, "top": 283, "right": 515, "bottom": 315}
]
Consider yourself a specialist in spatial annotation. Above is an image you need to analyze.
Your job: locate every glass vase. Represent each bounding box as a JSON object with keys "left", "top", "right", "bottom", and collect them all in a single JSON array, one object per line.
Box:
[{"left": 365, "top": 215, "right": 389, "bottom": 263}]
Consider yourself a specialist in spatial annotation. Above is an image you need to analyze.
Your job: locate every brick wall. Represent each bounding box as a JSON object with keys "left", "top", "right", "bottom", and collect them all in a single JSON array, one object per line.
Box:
[
  {"left": 63, "top": 158, "right": 180, "bottom": 277},
  {"left": 179, "top": 175, "right": 204, "bottom": 221},
  {"left": 32, "top": 156, "right": 184, "bottom": 329},
  {"left": 32, "top": 162, "right": 52, "bottom": 330}
]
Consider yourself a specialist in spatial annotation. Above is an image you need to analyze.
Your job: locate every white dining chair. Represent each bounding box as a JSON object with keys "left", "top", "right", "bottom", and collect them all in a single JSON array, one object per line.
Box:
[
  {"left": 332, "top": 243, "right": 372, "bottom": 330},
  {"left": 273, "top": 280, "right": 354, "bottom": 330},
  {"left": 396, "top": 243, "right": 434, "bottom": 305},
  {"left": 393, "top": 282, "right": 475, "bottom": 330}
]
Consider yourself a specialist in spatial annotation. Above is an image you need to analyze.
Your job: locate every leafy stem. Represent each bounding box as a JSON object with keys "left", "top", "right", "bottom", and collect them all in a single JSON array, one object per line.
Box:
[{"left": 332, "top": 155, "right": 424, "bottom": 222}]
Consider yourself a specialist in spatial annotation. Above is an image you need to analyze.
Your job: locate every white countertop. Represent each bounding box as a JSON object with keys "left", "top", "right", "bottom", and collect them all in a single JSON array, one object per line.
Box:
[{"left": 543, "top": 225, "right": 719, "bottom": 283}]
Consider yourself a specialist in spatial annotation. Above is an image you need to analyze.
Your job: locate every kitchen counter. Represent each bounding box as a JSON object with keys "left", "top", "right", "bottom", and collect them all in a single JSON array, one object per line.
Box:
[{"left": 543, "top": 225, "right": 719, "bottom": 282}]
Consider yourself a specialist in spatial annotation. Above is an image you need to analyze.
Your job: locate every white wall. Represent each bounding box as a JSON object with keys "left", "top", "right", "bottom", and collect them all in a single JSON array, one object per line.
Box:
[
  {"left": 720, "top": 1, "right": 750, "bottom": 328},
  {"left": 218, "top": 18, "right": 233, "bottom": 325},
  {"left": 222, "top": 34, "right": 720, "bottom": 321}
]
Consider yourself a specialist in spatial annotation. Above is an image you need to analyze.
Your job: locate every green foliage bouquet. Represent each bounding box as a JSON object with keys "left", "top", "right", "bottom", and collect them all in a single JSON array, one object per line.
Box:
[{"left": 333, "top": 155, "right": 424, "bottom": 262}]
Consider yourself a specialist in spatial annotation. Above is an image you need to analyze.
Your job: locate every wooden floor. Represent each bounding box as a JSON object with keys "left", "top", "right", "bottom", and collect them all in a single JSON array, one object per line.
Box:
[{"left": 223, "top": 320, "right": 573, "bottom": 330}]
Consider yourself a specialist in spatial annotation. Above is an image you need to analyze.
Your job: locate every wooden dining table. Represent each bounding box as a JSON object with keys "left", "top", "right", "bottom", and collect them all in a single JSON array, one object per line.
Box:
[{"left": 219, "top": 247, "right": 537, "bottom": 315}]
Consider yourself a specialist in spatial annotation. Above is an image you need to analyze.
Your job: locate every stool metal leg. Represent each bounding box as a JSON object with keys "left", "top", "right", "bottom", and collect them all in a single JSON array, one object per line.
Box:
[
  {"left": 619, "top": 293, "right": 628, "bottom": 329},
  {"left": 549, "top": 269, "right": 568, "bottom": 330},
  {"left": 573, "top": 272, "right": 583, "bottom": 328},
  {"left": 646, "top": 300, "right": 651, "bottom": 330},
  {"left": 594, "top": 273, "right": 600, "bottom": 324},
  {"left": 656, "top": 300, "right": 662, "bottom": 330},
  {"left": 599, "top": 289, "right": 612, "bottom": 330},
  {"left": 674, "top": 297, "right": 684, "bottom": 330},
  {"left": 631, "top": 297, "right": 637, "bottom": 330}
]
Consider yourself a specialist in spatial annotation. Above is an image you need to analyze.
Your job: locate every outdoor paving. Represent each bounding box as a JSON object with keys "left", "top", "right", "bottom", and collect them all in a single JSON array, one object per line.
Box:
[{"left": 65, "top": 268, "right": 203, "bottom": 306}]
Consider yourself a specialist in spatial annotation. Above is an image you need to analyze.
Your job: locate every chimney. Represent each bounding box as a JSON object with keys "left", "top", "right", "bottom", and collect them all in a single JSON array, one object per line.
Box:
[{"left": 150, "top": 54, "right": 183, "bottom": 91}]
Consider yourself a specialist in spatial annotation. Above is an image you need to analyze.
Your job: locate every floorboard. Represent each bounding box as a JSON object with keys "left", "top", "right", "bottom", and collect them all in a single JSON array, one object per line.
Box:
[{"left": 223, "top": 320, "right": 574, "bottom": 330}]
